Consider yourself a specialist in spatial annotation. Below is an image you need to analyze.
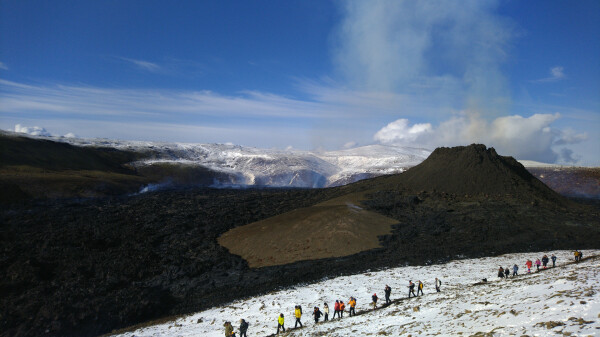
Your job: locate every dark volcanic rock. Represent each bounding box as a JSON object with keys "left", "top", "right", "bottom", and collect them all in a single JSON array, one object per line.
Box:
[
  {"left": 385, "top": 144, "right": 562, "bottom": 200},
  {"left": 1, "top": 144, "right": 599, "bottom": 337}
]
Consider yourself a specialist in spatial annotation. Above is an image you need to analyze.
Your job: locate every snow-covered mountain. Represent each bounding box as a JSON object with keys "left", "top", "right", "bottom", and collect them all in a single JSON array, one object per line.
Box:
[
  {"left": 55, "top": 136, "right": 431, "bottom": 188},
  {"left": 5, "top": 130, "right": 569, "bottom": 189},
  {"left": 111, "top": 250, "right": 599, "bottom": 337}
]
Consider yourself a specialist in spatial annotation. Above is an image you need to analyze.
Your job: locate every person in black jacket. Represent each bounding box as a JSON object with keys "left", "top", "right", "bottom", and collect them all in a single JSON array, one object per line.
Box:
[
  {"left": 384, "top": 285, "right": 392, "bottom": 304},
  {"left": 313, "top": 307, "right": 322, "bottom": 323},
  {"left": 239, "top": 319, "right": 248, "bottom": 337},
  {"left": 408, "top": 281, "right": 416, "bottom": 298},
  {"left": 371, "top": 293, "right": 378, "bottom": 309},
  {"left": 542, "top": 255, "right": 549, "bottom": 269}
]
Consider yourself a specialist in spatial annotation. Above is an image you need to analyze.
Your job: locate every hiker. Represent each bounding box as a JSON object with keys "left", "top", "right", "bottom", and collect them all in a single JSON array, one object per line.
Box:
[
  {"left": 276, "top": 314, "right": 285, "bottom": 334},
  {"left": 348, "top": 297, "right": 356, "bottom": 316},
  {"left": 313, "top": 306, "right": 322, "bottom": 323},
  {"left": 535, "top": 258, "right": 541, "bottom": 271},
  {"left": 551, "top": 254, "right": 557, "bottom": 267},
  {"left": 323, "top": 302, "right": 329, "bottom": 322},
  {"left": 384, "top": 285, "right": 392, "bottom": 304},
  {"left": 526, "top": 260, "right": 533, "bottom": 273},
  {"left": 372, "top": 293, "right": 378, "bottom": 309},
  {"left": 417, "top": 281, "right": 424, "bottom": 296},
  {"left": 435, "top": 277, "right": 442, "bottom": 292},
  {"left": 239, "top": 319, "right": 248, "bottom": 337},
  {"left": 504, "top": 267, "right": 510, "bottom": 278},
  {"left": 339, "top": 300, "right": 346, "bottom": 318},
  {"left": 512, "top": 264, "right": 518, "bottom": 276},
  {"left": 498, "top": 266, "right": 505, "bottom": 278},
  {"left": 224, "top": 321, "right": 234, "bottom": 337},
  {"left": 408, "top": 280, "right": 417, "bottom": 298},
  {"left": 333, "top": 300, "right": 340, "bottom": 319},
  {"left": 294, "top": 305, "right": 302, "bottom": 328},
  {"left": 579, "top": 251, "right": 584, "bottom": 261},
  {"left": 542, "top": 255, "right": 549, "bottom": 269}
]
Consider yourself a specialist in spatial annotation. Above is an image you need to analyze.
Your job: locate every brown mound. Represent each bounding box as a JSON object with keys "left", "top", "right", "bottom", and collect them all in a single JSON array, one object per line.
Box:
[
  {"left": 367, "top": 144, "right": 563, "bottom": 200},
  {"left": 218, "top": 193, "right": 397, "bottom": 268}
]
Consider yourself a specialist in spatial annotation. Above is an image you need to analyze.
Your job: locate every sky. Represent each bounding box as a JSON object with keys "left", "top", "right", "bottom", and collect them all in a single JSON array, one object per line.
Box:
[{"left": 1, "top": 0, "right": 599, "bottom": 165}]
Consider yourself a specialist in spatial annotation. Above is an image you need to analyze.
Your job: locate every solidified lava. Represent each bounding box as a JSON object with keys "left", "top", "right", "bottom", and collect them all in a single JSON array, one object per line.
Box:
[{"left": 1, "top": 144, "right": 599, "bottom": 337}]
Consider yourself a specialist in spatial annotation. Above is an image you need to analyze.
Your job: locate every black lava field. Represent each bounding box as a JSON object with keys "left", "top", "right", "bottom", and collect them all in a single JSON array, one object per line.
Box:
[{"left": 1, "top": 145, "right": 599, "bottom": 337}]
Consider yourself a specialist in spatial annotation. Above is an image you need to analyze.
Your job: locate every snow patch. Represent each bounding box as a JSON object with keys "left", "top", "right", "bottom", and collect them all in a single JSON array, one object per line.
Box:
[{"left": 112, "top": 250, "right": 599, "bottom": 337}]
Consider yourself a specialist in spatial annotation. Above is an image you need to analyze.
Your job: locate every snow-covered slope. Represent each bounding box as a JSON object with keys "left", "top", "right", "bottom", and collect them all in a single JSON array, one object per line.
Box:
[
  {"left": 38, "top": 134, "right": 432, "bottom": 188},
  {"left": 111, "top": 250, "right": 599, "bottom": 337}
]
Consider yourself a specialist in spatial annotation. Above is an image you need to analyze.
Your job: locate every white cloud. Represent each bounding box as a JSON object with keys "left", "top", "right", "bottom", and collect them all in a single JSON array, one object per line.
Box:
[
  {"left": 14, "top": 124, "right": 51, "bottom": 137},
  {"left": 119, "top": 57, "right": 161, "bottom": 72},
  {"left": 374, "top": 113, "right": 588, "bottom": 163},
  {"left": 551, "top": 66, "right": 565, "bottom": 79},
  {"left": 342, "top": 141, "right": 357, "bottom": 149},
  {"left": 374, "top": 119, "right": 432, "bottom": 144},
  {"left": 0, "top": 61, "right": 8, "bottom": 70},
  {"left": 532, "top": 66, "right": 566, "bottom": 83}
]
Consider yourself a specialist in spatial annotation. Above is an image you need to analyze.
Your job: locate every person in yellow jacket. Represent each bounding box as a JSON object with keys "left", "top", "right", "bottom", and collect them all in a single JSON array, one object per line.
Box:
[
  {"left": 417, "top": 280, "right": 424, "bottom": 296},
  {"left": 277, "top": 313, "right": 285, "bottom": 334},
  {"left": 348, "top": 297, "right": 356, "bottom": 316},
  {"left": 294, "top": 305, "right": 303, "bottom": 328}
]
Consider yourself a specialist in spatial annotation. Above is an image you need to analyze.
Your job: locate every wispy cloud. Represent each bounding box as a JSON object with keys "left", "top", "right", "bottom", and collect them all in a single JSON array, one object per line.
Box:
[
  {"left": 531, "top": 66, "right": 566, "bottom": 83},
  {"left": 118, "top": 57, "right": 161, "bottom": 72},
  {"left": 0, "top": 79, "right": 323, "bottom": 120},
  {"left": 0, "top": 61, "right": 8, "bottom": 70},
  {"left": 333, "top": 0, "right": 513, "bottom": 118}
]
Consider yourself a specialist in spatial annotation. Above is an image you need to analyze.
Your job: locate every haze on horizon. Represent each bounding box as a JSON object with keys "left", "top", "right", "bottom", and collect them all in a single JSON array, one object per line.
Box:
[{"left": 1, "top": 0, "right": 599, "bottom": 165}]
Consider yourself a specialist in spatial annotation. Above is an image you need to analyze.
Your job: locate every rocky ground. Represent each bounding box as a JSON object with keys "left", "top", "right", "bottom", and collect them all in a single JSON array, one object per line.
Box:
[
  {"left": 2, "top": 186, "right": 599, "bottom": 337},
  {"left": 2, "top": 144, "right": 599, "bottom": 337}
]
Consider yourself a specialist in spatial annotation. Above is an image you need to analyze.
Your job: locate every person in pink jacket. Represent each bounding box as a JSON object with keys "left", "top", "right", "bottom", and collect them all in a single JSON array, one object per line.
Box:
[{"left": 535, "top": 258, "right": 541, "bottom": 271}]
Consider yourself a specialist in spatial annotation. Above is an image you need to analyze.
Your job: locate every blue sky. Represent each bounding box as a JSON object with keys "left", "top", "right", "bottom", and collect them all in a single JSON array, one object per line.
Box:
[{"left": 1, "top": 0, "right": 599, "bottom": 165}]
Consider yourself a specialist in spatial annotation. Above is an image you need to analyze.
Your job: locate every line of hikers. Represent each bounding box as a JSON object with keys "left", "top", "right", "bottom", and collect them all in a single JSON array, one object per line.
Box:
[
  {"left": 223, "top": 278, "right": 443, "bottom": 336},
  {"left": 227, "top": 278, "right": 443, "bottom": 336},
  {"left": 498, "top": 254, "right": 560, "bottom": 279},
  {"left": 225, "top": 251, "right": 588, "bottom": 336}
]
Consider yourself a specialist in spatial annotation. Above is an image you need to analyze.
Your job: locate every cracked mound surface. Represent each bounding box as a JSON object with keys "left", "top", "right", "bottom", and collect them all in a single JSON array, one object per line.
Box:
[{"left": 218, "top": 193, "right": 397, "bottom": 267}]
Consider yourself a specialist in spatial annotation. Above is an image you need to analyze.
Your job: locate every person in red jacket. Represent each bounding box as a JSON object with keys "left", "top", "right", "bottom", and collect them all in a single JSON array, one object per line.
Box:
[
  {"left": 333, "top": 300, "right": 340, "bottom": 319},
  {"left": 526, "top": 259, "right": 533, "bottom": 273}
]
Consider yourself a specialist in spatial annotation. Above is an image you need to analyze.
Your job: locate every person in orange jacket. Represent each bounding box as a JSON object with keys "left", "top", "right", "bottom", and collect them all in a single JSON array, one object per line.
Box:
[
  {"left": 333, "top": 300, "right": 340, "bottom": 319},
  {"left": 348, "top": 297, "right": 356, "bottom": 316},
  {"left": 339, "top": 300, "right": 346, "bottom": 318},
  {"left": 526, "top": 259, "right": 533, "bottom": 273}
]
